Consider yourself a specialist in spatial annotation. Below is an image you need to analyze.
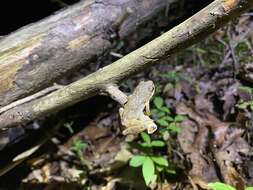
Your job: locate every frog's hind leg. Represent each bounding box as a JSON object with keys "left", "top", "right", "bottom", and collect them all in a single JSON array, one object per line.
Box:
[
  {"left": 122, "top": 126, "right": 146, "bottom": 135},
  {"left": 141, "top": 115, "right": 157, "bottom": 134},
  {"left": 122, "top": 119, "right": 146, "bottom": 135}
]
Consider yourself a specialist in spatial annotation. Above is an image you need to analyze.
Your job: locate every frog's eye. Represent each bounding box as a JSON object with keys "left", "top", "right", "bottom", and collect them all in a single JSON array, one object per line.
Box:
[{"left": 148, "top": 85, "right": 154, "bottom": 91}]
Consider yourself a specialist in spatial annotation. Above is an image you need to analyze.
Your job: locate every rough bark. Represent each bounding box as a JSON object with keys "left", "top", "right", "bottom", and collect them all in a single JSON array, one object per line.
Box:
[
  {"left": 0, "top": 0, "right": 177, "bottom": 107},
  {"left": 0, "top": 0, "right": 252, "bottom": 129}
]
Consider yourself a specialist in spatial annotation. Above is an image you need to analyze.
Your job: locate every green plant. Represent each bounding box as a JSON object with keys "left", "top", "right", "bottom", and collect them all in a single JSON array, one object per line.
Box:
[
  {"left": 237, "top": 86, "right": 253, "bottom": 112},
  {"left": 160, "top": 71, "right": 181, "bottom": 84},
  {"left": 129, "top": 132, "right": 175, "bottom": 186},
  {"left": 237, "top": 100, "right": 253, "bottom": 111},
  {"left": 71, "top": 139, "right": 91, "bottom": 170},
  {"left": 235, "top": 41, "right": 253, "bottom": 63},
  {"left": 208, "top": 182, "right": 236, "bottom": 190},
  {"left": 64, "top": 121, "right": 74, "bottom": 134},
  {"left": 72, "top": 139, "right": 87, "bottom": 152},
  {"left": 151, "top": 97, "right": 185, "bottom": 133},
  {"left": 208, "top": 182, "right": 253, "bottom": 190},
  {"left": 160, "top": 70, "right": 192, "bottom": 85},
  {"left": 83, "top": 184, "right": 91, "bottom": 190}
]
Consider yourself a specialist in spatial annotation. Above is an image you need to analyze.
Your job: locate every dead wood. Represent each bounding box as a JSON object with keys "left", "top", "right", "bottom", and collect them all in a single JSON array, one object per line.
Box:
[
  {"left": 0, "top": 0, "right": 252, "bottom": 129},
  {"left": 0, "top": 0, "right": 177, "bottom": 107}
]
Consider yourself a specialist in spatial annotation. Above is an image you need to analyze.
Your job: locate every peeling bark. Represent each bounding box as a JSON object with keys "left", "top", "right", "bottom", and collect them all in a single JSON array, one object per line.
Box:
[{"left": 0, "top": 0, "right": 176, "bottom": 107}]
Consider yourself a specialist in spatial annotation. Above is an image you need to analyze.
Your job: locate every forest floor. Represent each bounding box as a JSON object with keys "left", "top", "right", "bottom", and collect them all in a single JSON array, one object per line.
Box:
[{"left": 0, "top": 11, "right": 252, "bottom": 190}]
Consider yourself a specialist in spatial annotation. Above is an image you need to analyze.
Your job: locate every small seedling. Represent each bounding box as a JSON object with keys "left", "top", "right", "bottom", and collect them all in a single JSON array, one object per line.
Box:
[
  {"left": 151, "top": 97, "right": 185, "bottom": 134},
  {"left": 83, "top": 184, "right": 91, "bottom": 190},
  {"left": 160, "top": 71, "right": 181, "bottom": 85},
  {"left": 208, "top": 182, "right": 253, "bottom": 190},
  {"left": 160, "top": 70, "right": 192, "bottom": 85},
  {"left": 72, "top": 139, "right": 87, "bottom": 152},
  {"left": 71, "top": 139, "right": 91, "bottom": 170},
  {"left": 129, "top": 132, "right": 175, "bottom": 186},
  {"left": 237, "top": 86, "right": 253, "bottom": 112},
  {"left": 237, "top": 100, "right": 253, "bottom": 112},
  {"left": 64, "top": 121, "right": 74, "bottom": 134}
]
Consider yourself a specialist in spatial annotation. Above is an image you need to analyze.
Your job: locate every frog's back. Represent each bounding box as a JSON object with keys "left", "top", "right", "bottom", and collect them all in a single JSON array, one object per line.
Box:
[
  {"left": 124, "top": 81, "right": 154, "bottom": 117},
  {"left": 125, "top": 95, "right": 146, "bottom": 116}
]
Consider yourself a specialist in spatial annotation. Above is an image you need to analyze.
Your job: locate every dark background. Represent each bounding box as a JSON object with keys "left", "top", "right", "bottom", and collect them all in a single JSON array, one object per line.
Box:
[{"left": 0, "top": 0, "right": 80, "bottom": 35}]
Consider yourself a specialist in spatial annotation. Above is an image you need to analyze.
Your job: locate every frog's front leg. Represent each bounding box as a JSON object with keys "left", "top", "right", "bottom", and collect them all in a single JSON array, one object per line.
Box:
[
  {"left": 144, "top": 101, "right": 151, "bottom": 115},
  {"left": 122, "top": 119, "right": 146, "bottom": 135}
]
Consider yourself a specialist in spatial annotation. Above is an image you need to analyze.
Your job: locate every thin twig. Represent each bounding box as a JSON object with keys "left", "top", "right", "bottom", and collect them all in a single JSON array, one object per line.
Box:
[
  {"left": 0, "top": 84, "right": 63, "bottom": 114},
  {"left": 227, "top": 25, "right": 239, "bottom": 78},
  {"left": 103, "top": 84, "right": 128, "bottom": 106}
]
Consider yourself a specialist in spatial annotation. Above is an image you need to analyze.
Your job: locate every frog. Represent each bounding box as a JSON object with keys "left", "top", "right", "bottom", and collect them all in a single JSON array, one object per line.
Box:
[{"left": 119, "top": 80, "right": 157, "bottom": 135}]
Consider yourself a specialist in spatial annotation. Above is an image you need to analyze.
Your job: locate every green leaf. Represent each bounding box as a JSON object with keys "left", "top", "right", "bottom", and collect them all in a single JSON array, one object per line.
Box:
[
  {"left": 165, "top": 168, "right": 176, "bottom": 174},
  {"left": 141, "top": 132, "right": 151, "bottom": 144},
  {"left": 250, "top": 104, "right": 253, "bottom": 111},
  {"left": 174, "top": 115, "right": 185, "bottom": 122},
  {"left": 71, "top": 139, "right": 87, "bottom": 152},
  {"left": 157, "top": 119, "right": 169, "bottom": 127},
  {"left": 207, "top": 182, "right": 236, "bottom": 190},
  {"left": 245, "top": 187, "right": 253, "bottom": 190},
  {"left": 156, "top": 165, "right": 164, "bottom": 172},
  {"left": 154, "top": 97, "right": 163, "bottom": 109},
  {"left": 140, "top": 142, "right": 152, "bottom": 148},
  {"left": 129, "top": 155, "right": 146, "bottom": 167},
  {"left": 151, "top": 156, "right": 168, "bottom": 166},
  {"left": 64, "top": 121, "right": 74, "bottom": 134},
  {"left": 238, "top": 86, "right": 253, "bottom": 93},
  {"left": 162, "top": 116, "right": 174, "bottom": 122},
  {"left": 157, "top": 112, "right": 166, "bottom": 118},
  {"left": 151, "top": 109, "right": 159, "bottom": 115},
  {"left": 151, "top": 140, "right": 166, "bottom": 147},
  {"left": 142, "top": 157, "right": 155, "bottom": 186},
  {"left": 237, "top": 102, "right": 249, "bottom": 109},
  {"left": 158, "top": 106, "right": 171, "bottom": 114},
  {"left": 167, "top": 123, "right": 181, "bottom": 133},
  {"left": 161, "top": 71, "right": 179, "bottom": 83},
  {"left": 195, "top": 47, "right": 206, "bottom": 54}
]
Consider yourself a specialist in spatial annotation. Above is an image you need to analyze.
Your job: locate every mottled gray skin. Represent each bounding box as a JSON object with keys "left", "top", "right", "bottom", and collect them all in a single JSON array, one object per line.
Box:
[{"left": 119, "top": 81, "right": 157, "bottom": 135}]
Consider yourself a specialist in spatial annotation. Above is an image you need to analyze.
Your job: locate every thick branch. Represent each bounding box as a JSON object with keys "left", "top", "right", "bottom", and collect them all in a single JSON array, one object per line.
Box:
[
  {"left": 0, "top": 0, "right": 252, "bottom": 128},
  {"left": 0, "top": 0, "right": 174, "bottom": 107}
]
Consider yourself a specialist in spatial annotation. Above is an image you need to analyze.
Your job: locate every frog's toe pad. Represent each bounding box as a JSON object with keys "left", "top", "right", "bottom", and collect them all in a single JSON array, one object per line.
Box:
[
  {"left": 122, "top": 129, "right": 129, "bottom": 135},
  {"left": 147, "top": 125, "right": 157, "bottom": 134}
]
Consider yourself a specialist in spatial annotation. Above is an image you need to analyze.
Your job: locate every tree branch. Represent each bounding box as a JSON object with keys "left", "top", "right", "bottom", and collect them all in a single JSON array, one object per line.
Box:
[
  {"left": 0, "top": 0, "right": 252, "bottom": 129},
  {"left": 103, "top": 84, "right": 128, "bottom": 106},
  {"left": 0, "top": 84, "right": 63, "bottom": 114},
  {"left": 0, "top": 0, "right": 175, "bottom": 107}
]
